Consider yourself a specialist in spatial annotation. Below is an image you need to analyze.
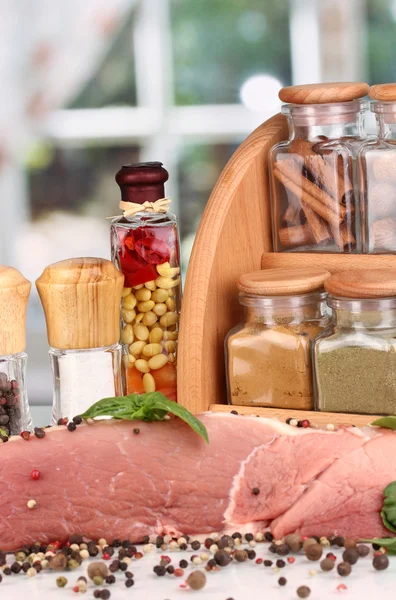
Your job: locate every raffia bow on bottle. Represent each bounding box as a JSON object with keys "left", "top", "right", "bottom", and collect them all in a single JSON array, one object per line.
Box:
[{"left": 107, "top": 198, "right": 171, "bottom": 219}]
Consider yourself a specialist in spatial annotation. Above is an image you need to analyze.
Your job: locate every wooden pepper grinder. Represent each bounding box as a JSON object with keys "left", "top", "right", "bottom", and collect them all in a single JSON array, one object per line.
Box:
[
  {"left": 36, "top": 258, "right": 124, "bottom": 423},
  {"left": 0, "top": 265, "right": 32, "bottom": 435}
]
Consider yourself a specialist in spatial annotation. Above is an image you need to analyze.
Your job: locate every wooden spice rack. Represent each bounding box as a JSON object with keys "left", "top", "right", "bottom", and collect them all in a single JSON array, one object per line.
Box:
[{"left": 177, "top": 113, "right": 396, "bottom": 426}]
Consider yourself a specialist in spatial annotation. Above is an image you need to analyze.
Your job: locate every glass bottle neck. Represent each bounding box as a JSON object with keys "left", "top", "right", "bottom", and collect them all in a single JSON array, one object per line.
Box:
[
  {"left": 288, "top": 116, "right": 363, "bottom": 142},
  {"left": 329, "top": 298, "right": 396, "bottom": 329},
  {"left": 241, "top": 295, "right": 327, "bottom": 325},
  {"left": 375, "top": 113, "right": 396, "bottom": 141}
]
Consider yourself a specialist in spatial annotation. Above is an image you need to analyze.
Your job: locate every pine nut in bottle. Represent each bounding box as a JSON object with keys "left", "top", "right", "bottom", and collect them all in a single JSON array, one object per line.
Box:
[
  {"left": 155, "top": 276, "right": 180, "bottom": 289},
  {"left": 123, "top": 293, "right": 137, "bottom": 311},
  {"left": 135, "top": 288, "right": 152, "bottom": 302},
  {"left": 135, "top": 359, "right": 150, "bottom": 373},
  {"left": 121, "top": 324, "right": 134, "bottom": 345},
  {"left": 133, "top": 324, "right": 149, "bottom": 341},
  {"left": 163, "top": 330, "right": 178, "bottom": 341},
  {"left": 123, "top": 354, "right": 136, "bottom": 369},
  {"left": 142, "top": 311, "right": 158, "bottom": 327},
  {"left": 135, "top": 313, "right": 144, "bottom": 324},
  {"left": 160, "top": 312, "right": 179, "bottom": 328},
  {"left": 151, "top": 288, "right": 169, "bottom": 303},
  {"left": 156, "top": 263, "right": 181, "bottom": 278},
  {"left": 145, "top": 280, "right": 157, "bottom": 291},
  {"left": 165, "top": 297, "right": 176, "bottom": 312},
  {"left": 149, "top": 327, "right": 164, "bottom": 343},
  {"left": 129, "top": 340, "right": 146, "bottom": 356},
  {"left": 138, "top": 300, "right": 155, "bottom": 313},
  {"left": 142, "top": 343, "right": 163, "bottom": 357},
  {"left": 122, "top": 287, "right": 132, "bottom": 298},
  {"left": 168, "top": 353, "right": 176, "bottom": 363},
  {"left": 143, "top": 372, "right": 156, "bottom": 393},
  {"left": 133, "top": 284, "right": 144, "bottom": 290},
  {"left": 165, "top": 340, "right": 176, "bottom": 353},
  {"left": 121, "top": 308, "right": 136, "bottom": 324},
  {"left": 153, "top": 303, "right": 167, "bottom": 317},
  {"left": 148, "top": 354, "right": 168, "bottom": 370}
]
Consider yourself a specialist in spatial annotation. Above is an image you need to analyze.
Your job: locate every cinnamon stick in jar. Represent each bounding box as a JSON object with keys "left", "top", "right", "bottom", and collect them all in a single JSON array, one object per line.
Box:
[{"left": 279, "top": 224, "right": 315, "bottom": 248}]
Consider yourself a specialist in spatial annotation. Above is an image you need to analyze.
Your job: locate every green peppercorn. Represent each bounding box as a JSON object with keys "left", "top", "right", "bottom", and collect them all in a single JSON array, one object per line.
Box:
[
  {"left": 297, "top": 586, "right": 311, "bottom": 598},
  {"left": 92, "top": 575, "right": 104, "bottom": 586},
  {"left": 320, "top": 558, "right": 335, "bottom": 572},
  {"left": 373, "top": 554, "right": 389, "bottom": 571},
  {"left": 56, "top": 576, "right": 68, "bottom": 588},
  {"left": 67, "top": 559, "right": 79, "bottom": 570},
  {"left": 337, "top": 562, "right": 352, "bottom": 576},
  {"left": 305, "top": 543, "right": 323, "bottom": 561},
  {"left": 187, "top": 570, "right": 206, "bottom": 590}
]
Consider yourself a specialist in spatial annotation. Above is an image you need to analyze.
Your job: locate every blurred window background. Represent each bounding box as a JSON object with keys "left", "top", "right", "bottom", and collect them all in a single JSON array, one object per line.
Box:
[{"left": 0, "top": 0, "right": 393, "bottom": 416}]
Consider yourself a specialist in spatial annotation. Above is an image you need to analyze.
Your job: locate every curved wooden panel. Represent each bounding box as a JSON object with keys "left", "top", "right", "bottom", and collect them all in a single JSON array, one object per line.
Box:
[{"left": 178, "top": 114, "right": 288, "bottom": 413}]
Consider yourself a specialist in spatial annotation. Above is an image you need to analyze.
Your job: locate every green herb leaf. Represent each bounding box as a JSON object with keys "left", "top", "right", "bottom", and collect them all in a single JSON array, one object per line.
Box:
[
  {"left": 0, "top": 427, "right": 7, "bottom": 437},
  {"left": 81, "top": 392, "right": 209, "bottom": 443},
  {"left": 361, "top": 537, "right": 396, "bottom": 554},
  {"left": 370, "top": 416, "right": 396, "bottom": 430}
]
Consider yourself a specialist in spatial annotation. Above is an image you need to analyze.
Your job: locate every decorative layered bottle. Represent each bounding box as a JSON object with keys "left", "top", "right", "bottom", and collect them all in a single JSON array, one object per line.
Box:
[
  {"left": 0, "top": 266, "right": 32, "bottom": 435},
  {"left": 111, "top": 162, "right": 181, "bottom": 400}
]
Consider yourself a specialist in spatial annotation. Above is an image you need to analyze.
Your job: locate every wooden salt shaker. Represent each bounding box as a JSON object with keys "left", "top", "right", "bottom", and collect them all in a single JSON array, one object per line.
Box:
[
  {"left": 0, "top": 266, "right": 32, "bottom": 434},
  {"left": 36, "top": 258, "right": 124, "bottom": 423}
]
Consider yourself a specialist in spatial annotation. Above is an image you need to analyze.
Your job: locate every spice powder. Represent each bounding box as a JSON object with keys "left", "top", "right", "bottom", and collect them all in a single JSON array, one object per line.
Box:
[{"left": 227, "top": 320, "right": 325, "bottom": 409}]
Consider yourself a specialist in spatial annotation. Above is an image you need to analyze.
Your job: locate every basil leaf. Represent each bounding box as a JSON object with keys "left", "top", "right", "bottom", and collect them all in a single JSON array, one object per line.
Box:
[
  {"left": 371, "top": 416, "right": 396, "bottom": 430},
  {"left": 0, "top": 427, "right": 8, "bottom": 437},
  {"left": 81, "top": 392, "right": 209, "bottom": 443},
  {"left": 361, "top": 537, "right": 396, "bottom": 554}
]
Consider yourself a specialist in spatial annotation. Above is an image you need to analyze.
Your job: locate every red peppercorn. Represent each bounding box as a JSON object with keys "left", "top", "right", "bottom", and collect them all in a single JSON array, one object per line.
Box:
[
  {"left": 31, "top": 469, "right": 41, "bottom": 480},
  {"left": 255, "top": 558, "right": 263, "bottom": 564},
  {"left": 160, "top": 555, "right": 171, "bottom": 564},
  {"left": 174, "top": 568, "right": 184, "bottom": 577},
  {"left": 20, "top": 431, "right": 30, "bottom": 441},
  {"left": 337, "top": 584, "right": 348, "bottom": 591},
  {"left": 326, "top": 552, "right": 337, "bottom": 561},
  {"left": 103, "top": 553, "right": 111, "bottom": 560},
  {"left": 287, "top": 557, "right": 295, "bottom": 564},
  {"left": 301, "top": 419, "right": 310, "bottom": 428},
  {"left": 73, "top": 586, "right": 79, "bottom": 593}
]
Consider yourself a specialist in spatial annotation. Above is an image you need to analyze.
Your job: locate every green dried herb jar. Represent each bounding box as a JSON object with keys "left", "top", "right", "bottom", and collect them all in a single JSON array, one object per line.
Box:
[{"left": 314, "top": 270, "right": 396, "bottom": 415}]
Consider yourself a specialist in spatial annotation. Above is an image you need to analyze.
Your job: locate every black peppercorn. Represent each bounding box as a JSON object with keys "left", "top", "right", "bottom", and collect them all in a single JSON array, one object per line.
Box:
[
  {"left": 67, "top": 422, "right": 76, "bottom": 432},
  {"left": 372, "top": 543, "right": 381, "bottom": 550},
  {"left": 119, "top": 562, "right": 127, "bottom": 571},
  {"left": 153, "top": 565, "right": 166, "bottom": 576},
  {"left": 133, "top": 428, "right": 140, "bottom": 435},
  {"left": 112, "top": 539, "right": 121, "bottom": 548},
  {"left": 334, "top": 536, "right": 345, "bottom": 547},
  {"left": 278, "top": 576, "right": 287, "bottom": 586},
  {"left": 218, "top": 535, "right": 234, "bottom": 550},
  {"left": 22, "top": 563, "right": 30, "bottom": 572},
  {"left": 337, "top": 561, "right": 352, "bottom": 576},
  {"left": 179, "top": 559, "right": 188, "bottom": 569},
  {"left": 230, "top": 410, "right": 238, "bottom": 415},
  {"left": 100, "top": 591, "right": 111, "bottom": 600},
  {"left": 214, "top": 550, "right": 230, "bottom": 566},
  {"left": 89, "top": 545, "right": 99, "bottom": 557},
  {"left": 231, "top": 532, "right": 242, "bottom": 539},
  {"left": 207, "top": 559, "right": 217, "bottom": 569},
  {"left": 276, "top": 559, "right": 286, "bottom": 568},
  {"left": 252, "top": 487, "right": 260, "bottom": 495},
  {"left": 269, "top": 543, "right": 277, "bottom": 553},
  {"left": 105, "top": 575, "right": 116, "bottom": 584},
  {"left": 247, "top": 550, "right": 256, "bottom": 560},
  {"left": 356, "top": 544, "right": 370, "bottom": 557},
  {"left": 191, "top": 540, "right": 201, "bottom": 551},
  {"left": 33, "top": 427, "right": 45, "bottom": 438},
  {"left": 122, "top": 540, "right": 132, "bottom": 548},
  {"left": 93, "top": 591, "right": 101, "bottom": 599},
  {"left": 276, "top": 544, "right": 290, "bottom": 556},
  {"left": 125, "top": 571, "right": 133, "bottom": 579},
  {"left": 265, "top": 531, "right": 274, "bottom": 542},
  {"left": 155, "top": 536, "right": 164, "bottom": 548},
  {"left": 125, "top": 579, "right": 134, "bottom": 588},
  {"left": 3, "top": 568, "right": 11, "bottom": 575},
  {"left": 263, "top": 560, "right": 273, "bottom": 567},
  {"left": 343, "top": 548, "right": 359, "bottom": 565},
  {"left": 166, "top": 565, "right": 175, "bottom": 574},
  {"left": 72, "top": 415, "right": 83, "bottom": 425},
  {"left": 245, "top": 533, "right": 254, "bottom": 542},
  {"left": 11, "top": 562, "right": 21, "bottom": 573},
  {"left": 179, "top": 543, "right": 188, "bottom": 551},
  {"left": 373, "top": 554, "right": 389, "bottom": 571},
  {"left": 286, "top": 417, "right": 292, "bottom": 424}
]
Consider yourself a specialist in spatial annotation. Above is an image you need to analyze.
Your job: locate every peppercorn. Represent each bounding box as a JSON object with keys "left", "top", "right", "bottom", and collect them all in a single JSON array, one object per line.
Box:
[
  {"left": 56, "top": 576, "right": 68, "bottom": 587},
  {"left": 269, "top": 543, "right": 277, "bottom": 553},
  {"left": 264, "top": 531, "right": 274, "bottom": 542},
  {"left": 3, "top": 567, "right": 11, "bottom": 576},
  {"left": 305, "top": 543, "right": 323, "bottom": 561},
  {"left": 276, "top": 559, "right": 286, "bottom": 568},
  {"left": 373, "top": 554, "right": 389, "bottom": 571},
  {"left": 303, "top": 538, "right": 317, "bottom": 551},
  {"left": 72, "top": 415, "right": 82, "bottom": 425},
  {"left": 133, "top": 428, "right": 140, "bottom": 435},
  {"left": 263, "top": 560, "right": 273, "bottom": 567},
  {"left": 278, "top": 576, "right": 287, "bottom": 586},
  {"left": 100, "top": 591, "right": 110, "bottom": 600},
  {"left": 247, "top": 550, "right": 256, "bottom": 560},
  {"left": 88, "top": 562, "right": 109, "bottom": 581},
  {"left": 232, "top": 532, "right": 242, "bottom": 539},
  {"left": 356, "top": 544, "right": 370, "bottom": 557},
  {"left": 252, "top": 487, "right": 260, "bottom": 495},
  {"left": 20, "top": 431, "right": 30, "bottom": 440},
  {"left": 93, "top": 576, "right": 103, "bottom": 586},
  {"left": 34, "top": 427, "right": 45, "bottom": 439},
  {"left": 276, "top": 543, "right": 290, "bottom": 556},
  {"left": 344, "top": 538, "right": 357, "bottom": 550},
  {"left": 320, "top": 558, "right": 335, "bottom": 571},
  {"left": 103, "top": 546, "right": 114, "bottom": 557},
  {"left": 125, "top": 579, "right": 134, "bottom": 588},
  {"left": 67, "top": 422, "right": 76, "bottom": 432},
  {"left": 334, "top": 536, "right": 345, "bottom": 547},
  {"left": 337, "top": 562, "right": 352, "bottom": 576},
  {"left": 343, "top": 548, "right": 359, "bottom": 565},
  {"left": 122, "top": 540, "right": 132, "bottom": 548},
  {"left": 230, "top": 410, "right": 238, "bottom": 415},
  {"left": 153, "top": 565, "right": 166, "bottom": 576},
  {"left": 245, "top": 533, "right": 254, "bottom": 542},
  {"left": 93, "top": 592, "right": 101, "bottom": 599},
  {"left": 214, "top": 550, "right": 230, "bottom": 566},
  {"left": 179, "top": 559, "right": 188, "bottom": 568},
  {"left": 166, "top": 565, "right": 175, "bottom": 574},
  {"left": 112, "top": 539, "right": 121, "bottom": 548},
  {"left": 297, "top": 586, "right": 311, "bottom": 598},
  {"left": 22, "top": 563, "right": 30, "bottom": 572},
  {"left": 207, "top": 559, "right": 217, "bottom": 569},
  {"left": 119, "top": 562, "right": 127, "bottom": 571},
  {"left": 10, "top": 562, "right": 21, "bottom": 573},
  {"left": 105, "top": 575, "right": 116, "bottom": 584},
  {"left": 372, "top": 543, "right": 381, "bottom": 551},
  {"left": 187, "top": 570, "right": 206, "bottom": 591},
  {"left": 234, "top": 550, "right": 248, "bottom": 562},
  {"left": 50, "top": 552, "right": 68, "bottom": 570},
  {"left": 88, "top": 545, "right": 99, "bottom": 557},
  {"left": 285, "top": 534, "right": 302, "bottom": 553},
  {"left": 179, "top": 543, "right": 188, "bottom": 551},
  {"left": 68, "top": 559, "right": 79, "bottom": 570}
]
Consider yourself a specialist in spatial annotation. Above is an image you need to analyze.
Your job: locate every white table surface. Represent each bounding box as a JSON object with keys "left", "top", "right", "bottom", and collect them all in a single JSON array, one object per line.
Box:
[{"left": 4, "top": 544, "right": 395, "bottom": 600}]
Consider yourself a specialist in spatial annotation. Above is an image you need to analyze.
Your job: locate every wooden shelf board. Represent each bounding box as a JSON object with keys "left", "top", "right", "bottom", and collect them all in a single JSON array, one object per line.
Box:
[
  {"left": 261, "top": 252, "right": 396, "bottom": 274},
  {"left": 210, "top": 404, "right": 379, "bottom": 427}
]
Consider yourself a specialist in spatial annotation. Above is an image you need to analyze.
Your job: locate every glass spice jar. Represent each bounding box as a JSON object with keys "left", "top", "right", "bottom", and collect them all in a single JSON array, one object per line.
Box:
[
  {"left": 359, "top": 83, "right": 396, "bottom": 252},
  {"left": 111, "top": 162, "right": 180, "bottom": 400},
  {"left": 269, "top": 82, "right": 369, "bottom": 253},
  {"left": 36, "top": 258, "right": 124, "bottom": 423},
  {"left": 314, "top": 269, "right": 396, "bottom": 415},
  {"left": 0, "top": 266, "right": 32, "bottom": 435},
  {"left": 225, "top": 267, "right": 330, "bottom": 409}
]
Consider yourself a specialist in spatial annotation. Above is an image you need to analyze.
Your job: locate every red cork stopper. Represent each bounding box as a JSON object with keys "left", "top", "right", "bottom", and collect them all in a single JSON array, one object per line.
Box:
[{"left": 116, "top": 161, "right": 169, "bottom": 204}]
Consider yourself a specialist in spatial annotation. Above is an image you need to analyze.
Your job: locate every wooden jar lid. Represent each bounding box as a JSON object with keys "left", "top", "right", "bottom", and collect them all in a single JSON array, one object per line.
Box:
[
  {"left": 0, "top": 266, "right": 31, "bottom": 355},
  {"left": 279, "top": 82, "right": 369, "bottom": 104},
  {"left": 238, "top": 267, "right": 331, "bottom": 296},
  {"left": 36, "top": 257, "right": 124, "bottom": 350},
  {"left": 325, "top": 270, "right": 396, "bottom": 298},
  {"left": 369, "top": 83, "right": 396, "bottom": 101}
]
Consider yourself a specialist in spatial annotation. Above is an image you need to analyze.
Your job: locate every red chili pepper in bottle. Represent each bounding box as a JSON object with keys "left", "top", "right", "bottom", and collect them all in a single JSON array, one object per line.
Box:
[{"left": 110, "top": 162, "right": 181, "bottom": 398}]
